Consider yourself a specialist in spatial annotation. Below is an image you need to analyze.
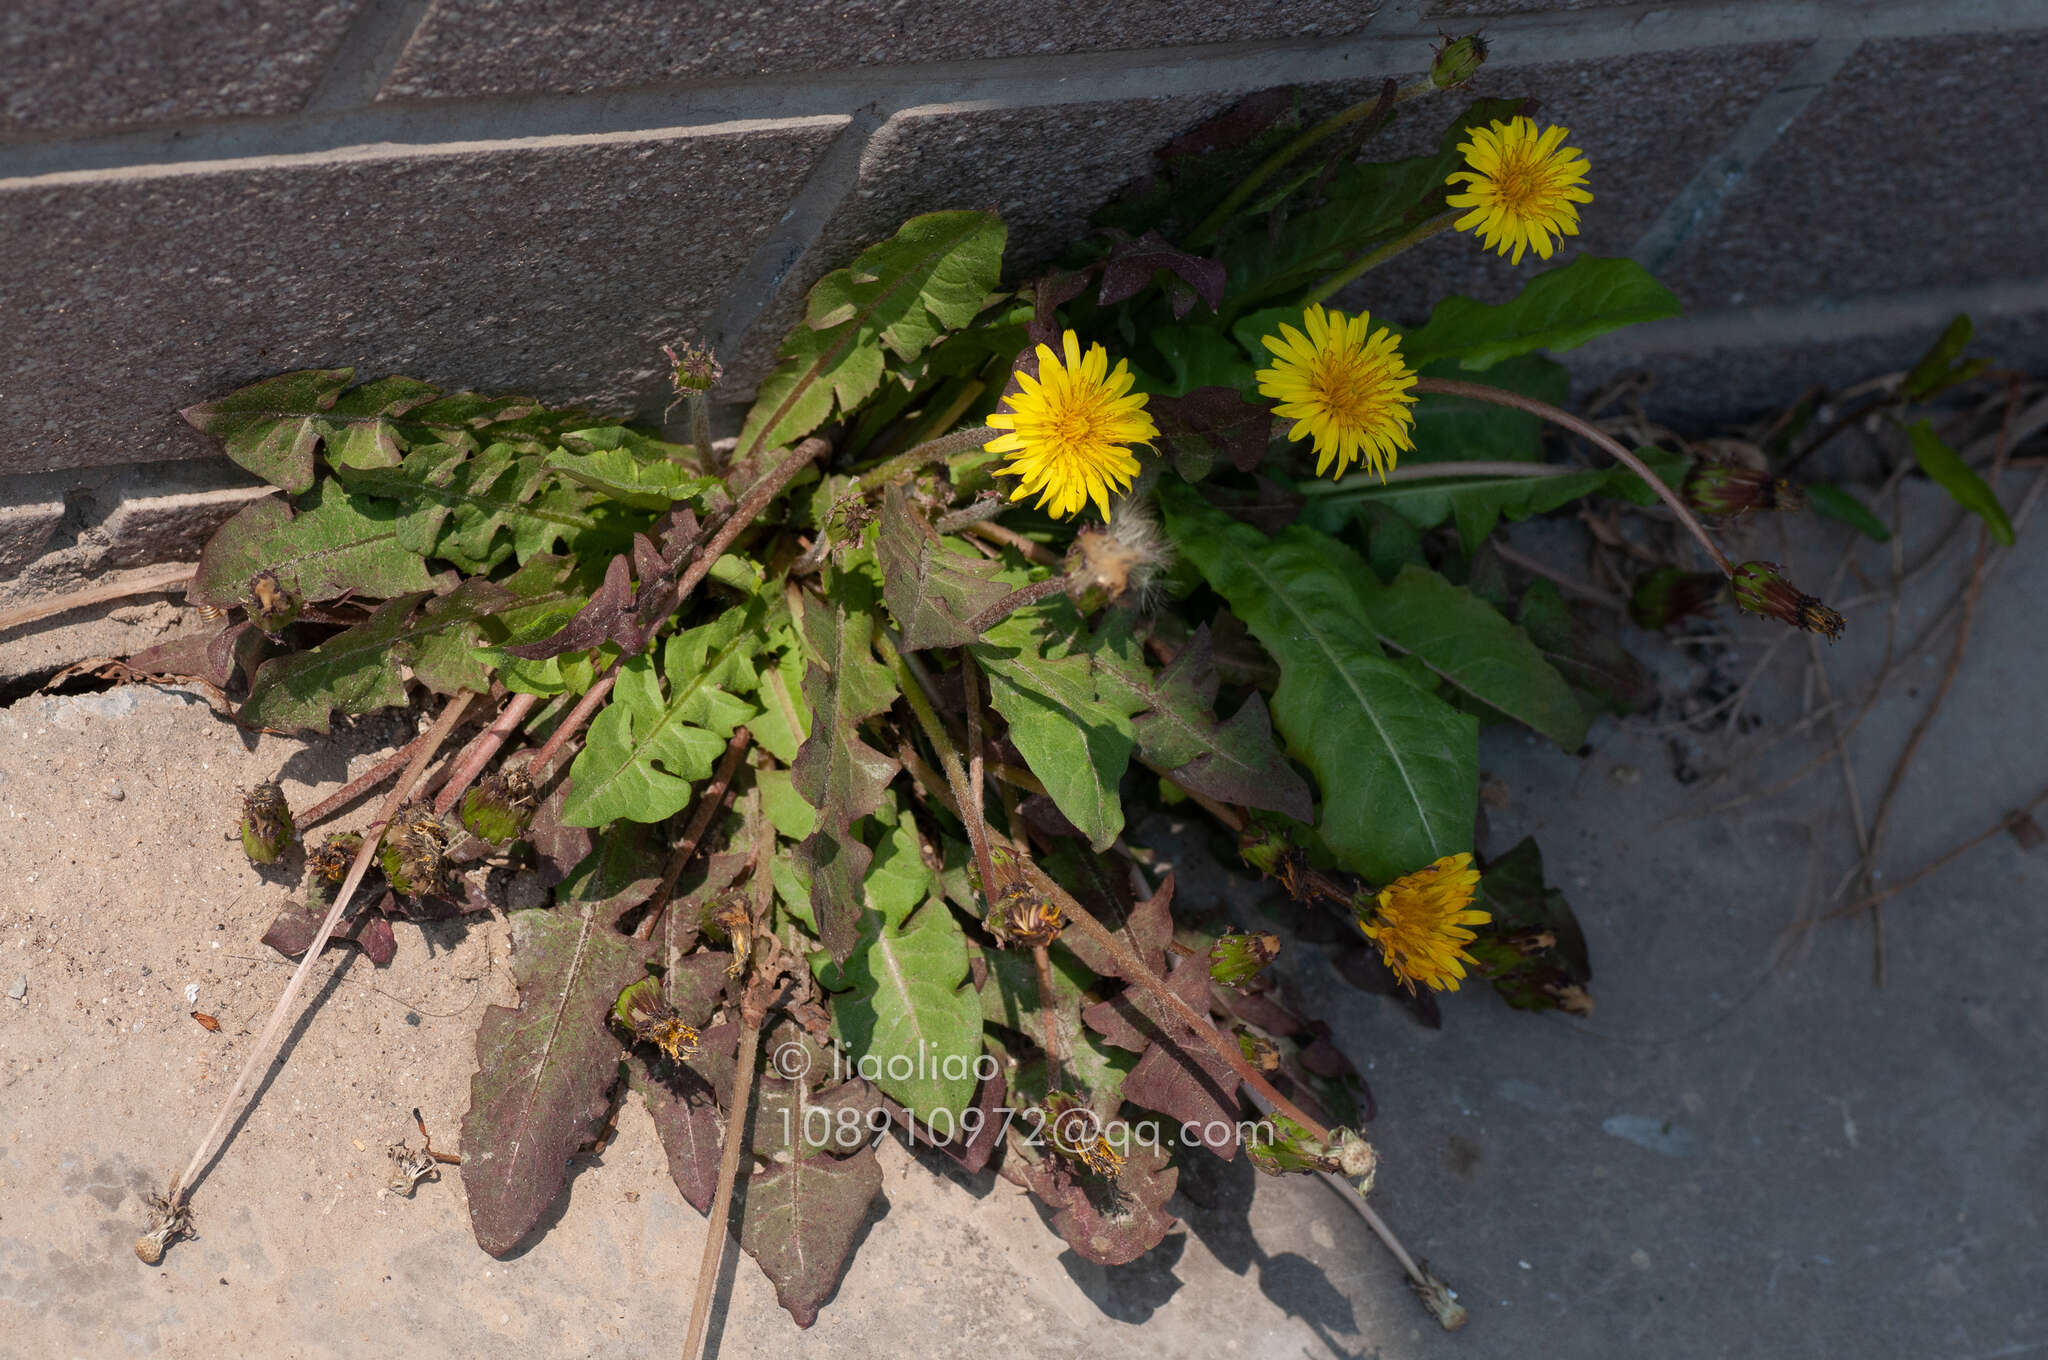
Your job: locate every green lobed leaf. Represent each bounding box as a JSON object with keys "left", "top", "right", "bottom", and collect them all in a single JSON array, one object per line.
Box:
[
  {"left": 191, "top": 480, "right": 436, "bottom": 608},
  {"left": 972, "top": 602, "right": 1142, "bottom": 851},
  {"left": 180, "top": 368, "right": 354, "bottom": 492},
  {"left": 876, "top": 486, "right": 1014, "bottom": 649},
  {"left": 1402, "top": 255, "right": 1682, "bottom": 372},
  {"left": 554, "top": 821, "right": 665, "bottom": 917},
  {"left": 1160, "top": 484, "right": 1476, "bottom": 882},
  {"left": 1355, "top": 566, "right": 1587, "bottom": 749},
  {"left": 317, "top": 375, "right": 443, "bottom": 471},
  {"left": 461, "top": 907, "right": 650, "bottom": 1257},
  {"left": 563, "top": 607, "right": 763, "bottom": 827},
  {"left": 338, "top": 440, "right": 623, "bottom": 574},
  {"left": 1905, "top": 420, "right": 2014, "bottom": 546},
  {"left": 813, "top": 816, "right": 983, "bottom": 1120},
  {"left": 545, "top": 429, "right": 719, "bottom": 511},
  {"left": 792, "top": 568, "right": 902, "bottom": 961},
  {"left": 740, "top": 210, "right": 1007, "bottom": 458}
]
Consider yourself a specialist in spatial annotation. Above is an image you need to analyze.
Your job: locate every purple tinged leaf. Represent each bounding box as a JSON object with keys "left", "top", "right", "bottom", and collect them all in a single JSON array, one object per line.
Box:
[
  {"left": 1160, "top": 87, "right": 1295, "bottom": 160},
  {"left": 554, "top": 822, "right": 664, "bottom": 918},
  {"left": 1201, "top": 475, "right": 1304, "bottom": 536},
  {"left": 1082, "top": 954, "right": 1242, "bottom": 1157},
  {"left": 1014, "top": 1138, "right": 1179, "bottom": 1266},
  {"left": 1097, "top": 230, "right": 1226, "bottom": 314},
  {"left": 737, "top": 1145, "right": 886, "bottom": 1328},
  {"left": 526, "top": 779, "right": 592, "bottom": 888},
  {"left": 1094, "top": 621, "right": 1313, "bottom": 823},
  {"left": 318, "top": 375, "right": 443, "bottom": 471},
  {"left": 239, "top": 592, "right": 426, "bottom": 734},
  {"left": 1150, "top": 387, "right": 1271, "bottom": 482},
  {"left": 625, "top": 1050, "right": 722, "bottom": 1213},
  {"left": 260, "top": 901, "right": 392, "bottom": 963},
  {"left": 503, "top": 552, "right": 633, "bottom": 659},
  {"left": 461, "top": 908, "right": 651, "bottom": 1257},
  {"left": 1050, "top": 853, "right": 1173, "bottom": 983},
  {"left": 792, "top": 570, "right": 901, "bottom": 961},
  {"left": 933, "top": 1066, "right": 1007, "bottom": 1175},
  {"left": 181, "top": 368, "right": 354, "bottom": 492},
  {"left": 876, "top": 486, "right": 1012, "bottom": 650}
]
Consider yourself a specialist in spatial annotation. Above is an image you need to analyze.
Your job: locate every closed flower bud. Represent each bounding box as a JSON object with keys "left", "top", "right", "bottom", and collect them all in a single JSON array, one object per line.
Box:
[
  {"left": 1246, "top": 1113, "right": 1342, "bottom": 1176},
  {"left": 1732, "top": 561, "right": 1845, "bottom": 641},
  {"left": 1209, "top": 930, "right": 1281, "bottom": 991},
  {"left": 1684, "top": 461, "right": 1805, "bottom": 517},
  {"left": 459, "top": 769, "right": 536, "bottom": 846},
  {"left": 239, "top": 782, "right": 295, "bottom": 865},
  {"left": 1430, "top": 33, "right": 1488, "bottom": 89}
]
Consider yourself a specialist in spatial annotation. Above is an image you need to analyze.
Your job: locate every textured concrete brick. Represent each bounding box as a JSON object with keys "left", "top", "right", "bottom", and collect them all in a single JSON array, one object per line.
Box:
[
  {"left": 0, "top": 497, "right": 65, "bottom": 581},
  {"left": 0, "top": 0, "right": 364, "bottom": 135},
  {"left": 1666, "top": 32, "right": 2048, "bottom": 311},
  {"left": 95, "top": 476, "right": 275, "bottom": 568},
  {"left": 718, "top": 94, "right": 1237, "bottom": 398},
  {"left": 383, "top": 0, "right": 1369, "bottom": 99},
  {"left": 1328, "top": 41, "right": 1811, "bottom": 329},
  {"left": 0, "top": 123, "right": 844, "bottom": 477}
]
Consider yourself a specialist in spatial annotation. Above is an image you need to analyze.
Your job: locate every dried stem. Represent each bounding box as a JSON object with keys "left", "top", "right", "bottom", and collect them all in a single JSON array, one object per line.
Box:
[
  {"left": 531, "top": 436, "right": 833, "bottom": 776},
  {"left": 965, "top": 574, "right": 1071, "bottom": 634},
  {"left": 854, "top": 425, "right": 995, "bottom": 486},
  {"left": 298, "top": 725, "right": 439, "bottom": 827},
  {"left": 431, "top": 691, "right": 541, "bottom": 816},
  {"left": 960, "top": 519, "right": 1061, "bottom": 566},
  {"left": 1823, "top": 780, "right": 2048, "bottom": 922},
  {"left": 1415, "top": 377, "right": 1735, "bottom": 576},
  {"left": 636, "top": 728, "right": 753, "bottom": 941},
  {"left": 165, "top": 690, "right": 476, "bottom": 1212}
]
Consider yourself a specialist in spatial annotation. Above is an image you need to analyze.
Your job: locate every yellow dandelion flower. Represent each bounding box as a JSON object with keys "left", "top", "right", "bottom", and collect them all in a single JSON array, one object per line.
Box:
[
  {"left": 1445, "top": 116, "right": 1594, "bottom": 265},
  {"left": 985, "top": 330, "right": 1158, "bottom": 521},
  {"left": 1360, "top": 853, "right": 1489, "bottom": 993},
  {"left": 1255, "top": 304, "right": 1418, "bottom": 480}
]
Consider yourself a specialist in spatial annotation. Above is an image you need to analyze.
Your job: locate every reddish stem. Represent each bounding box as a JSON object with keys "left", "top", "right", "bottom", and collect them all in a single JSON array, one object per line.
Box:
[{"left": 431, "top": 692, "right": 540, "bottom": 816}]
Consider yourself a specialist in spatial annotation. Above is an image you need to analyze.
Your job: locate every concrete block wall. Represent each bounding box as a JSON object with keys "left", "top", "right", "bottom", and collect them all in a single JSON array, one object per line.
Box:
[{"left": 4, "top": 0, "right": 2047, "bottom": 595}]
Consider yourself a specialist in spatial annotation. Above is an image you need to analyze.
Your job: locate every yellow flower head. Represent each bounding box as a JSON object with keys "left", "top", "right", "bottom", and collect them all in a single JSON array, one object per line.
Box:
[
  {"left": 1360, "top": 852, "right": 1489, "bottom": 993},
  {"left": 1445, "top": 116, "right": 1593, "bottom": 265},
  {"left": 1255, "top": 304, "right": 1418, "bottom": 480},
  {"left": 985, "top": 330, "right": 1158, "bottom": 521}
]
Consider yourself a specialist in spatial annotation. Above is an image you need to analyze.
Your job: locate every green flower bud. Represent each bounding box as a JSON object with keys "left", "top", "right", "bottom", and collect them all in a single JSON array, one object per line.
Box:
[
  {"left": 1430, "top": 33, "right": 1488, "bottom": 89},
  {"left": 459, "top": 770, "right": 536, "bottom": 846},
  {"left": 1684, "top": 461, "right": 1805, "bottom": 517},
  {"left": 1210, "top": 930, "right": 1281, "bottom": 991},
  {"left": 239, "top": 782, "right": 295, "bottom": 865},
  {"left": 663, "top": 341, "right": 723, "bottom": 394},
  {"left": 1732, "top": 561, "right": 1845, "bottom": 641}
]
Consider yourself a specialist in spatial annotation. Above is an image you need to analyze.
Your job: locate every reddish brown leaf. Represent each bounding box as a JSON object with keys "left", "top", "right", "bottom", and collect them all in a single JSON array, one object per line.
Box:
[
  {"left": 1015, "top": 1138, "right": 1179, "bottom": 1266},
  {"left": 626, "top": 1051, "right": 721, "bottom": 1213},
  {"left": 1151, "top": 387, "right": 1271, "bottom": 482},
  {"left": 1082, "top": 953, "right": 1242, "bottom": 1157},
  {"left": 737, "top": 1146, "right": 886, "bottom": 1328}
]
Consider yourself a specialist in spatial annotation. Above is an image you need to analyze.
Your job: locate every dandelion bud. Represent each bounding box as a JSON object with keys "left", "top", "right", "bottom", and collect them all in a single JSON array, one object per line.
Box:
[
  {"left": 612, "top": 976, "right": 702, "bottom": 1061},
  {"left": 1430, "top": 33, "right": 1488, "bottom": 89},
  {"left": 307, "top": 831, "right": 364, "bottom": 883},
  {"left": 1237, "top": 1028, "right": 1282, "bottom": 1072},
  {"left": 1684, "top": 461, "right": 1805, "bottom": 517},
  {"left": 239, "top": 781, "right": 295, "bottom": 865},
  {"left": 247, "top": 570, "right": 301, "bottom": 633},
  {"left": 1209, "top": 930, "right": 1281, "bottom": 991},
  {"left": 1236, "top": 820, "right": 1294, "bottom": 879},
  {"left": 380, "top": 803, "right": 451, "bottom": 898},
  {"left": 459, "top": 769, "right": 536, "bottom": 846},
  {"left": 1628, "top": 567, "right": 1724, "bottom": 631},
  {"left": 663, "top": 341, "right": 723, "bottom": 394},
  {"left": 1731, "top": 561, "right": 1845, "bottom": 641},
  {"left": 1246, "top": 1114, "right": 1340, "bottom": 1176}
]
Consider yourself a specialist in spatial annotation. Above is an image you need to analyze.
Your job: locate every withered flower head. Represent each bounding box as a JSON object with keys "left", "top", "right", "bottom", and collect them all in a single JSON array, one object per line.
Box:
[
  {"left": 663, "top": 341, "right": 723, "bottom": 394},
  {"left": 239, "top": 782, "right": 295, "bottom": 865},
  {"left": 1732, "top": 561, "right": 1845, "bottom": 641},
  {"left": 1064, "top": 498, "right": 1172, "bottom": 612},
  {"left": 459, "top": 768, "right": 537, "bottom": 846},
  {"left": 990, "top": 881, "right": 1065, "bottom": 948},
  {"left": 1684, "top": 461, "right": 1806, "bottom": 517},
  {"left": 133, "top": 1190, "right": 192, "bottom": 1265},
  {"left": 1044, "top": 1092, "right": 1124, "bottom": 1178},
  {"left": 709, "top": 891, "right": 753, "bottom": 977},
  {"left": 1236, "top": 1028, "right": 1282, "bottom": 1072},
  {"left": 307, "top": 831, "right": 364, "bottom": 883},
  {"left": 248, "top": 570, "right": 302, "bottom": 633},
  {"left": 380, "top": 802, "right": 452, "bottom": 898}
]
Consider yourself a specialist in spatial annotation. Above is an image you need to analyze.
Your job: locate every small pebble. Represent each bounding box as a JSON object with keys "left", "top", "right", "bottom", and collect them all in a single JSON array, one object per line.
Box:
[
  {"left": 6, "top": 974, "right": 24, "bottom": 1002},
  {"left": 104, "top": 784, "right": 125, "bottom": 802}
]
